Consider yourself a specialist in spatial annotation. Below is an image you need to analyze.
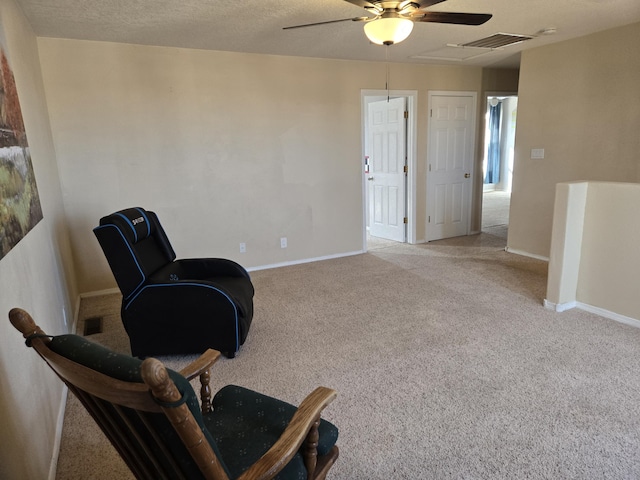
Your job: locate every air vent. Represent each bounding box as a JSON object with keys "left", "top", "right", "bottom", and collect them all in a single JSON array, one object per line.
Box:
[
  {"left": 460, "top": 33, "right": 533, "bottom": 49},
  {"left": 411, "top": 45, "right": 493, "bottom": 62},
  {"left": 83, "top": 316, "right": 103, "bottom": 335}
]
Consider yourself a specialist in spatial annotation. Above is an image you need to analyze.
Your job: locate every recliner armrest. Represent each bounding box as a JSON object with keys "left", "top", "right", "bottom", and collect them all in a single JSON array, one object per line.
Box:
[{"left": 175, "top": 258, "right": 251, "bottom": 279}]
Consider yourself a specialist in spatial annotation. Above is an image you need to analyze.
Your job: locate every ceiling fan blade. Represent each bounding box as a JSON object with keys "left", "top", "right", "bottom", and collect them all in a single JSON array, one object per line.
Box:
[
  {"left": 283, "top": 17, "right": 370, "bottom": 30},
  {"left": 415, "top": 12, "right": 492, "bottom": 26}
]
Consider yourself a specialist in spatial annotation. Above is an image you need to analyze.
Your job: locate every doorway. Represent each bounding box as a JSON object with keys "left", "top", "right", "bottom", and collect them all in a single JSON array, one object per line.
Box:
[
  {"left": 362, "top": 90, "right": 417, "bottom": 249},
  {"left": 481, "top": 94, "right": 517, "bottom": 238}
]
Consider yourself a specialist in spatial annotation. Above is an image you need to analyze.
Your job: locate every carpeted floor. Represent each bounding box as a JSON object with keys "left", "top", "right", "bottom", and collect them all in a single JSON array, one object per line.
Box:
[
  {"left": 482, "top": 190, "right": 510, "bottom": 240},
  {"left": 58, "top": 232, "right": 640, "bottom": 479}
]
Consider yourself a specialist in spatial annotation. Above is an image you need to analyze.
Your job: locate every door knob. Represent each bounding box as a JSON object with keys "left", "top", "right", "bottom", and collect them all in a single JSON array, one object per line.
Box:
[
  {"left": 464, "top": 173, "right": 471, "bottom": 178},
  {"left": 368, "top": 176, "right": 375, "bottom": 181}
]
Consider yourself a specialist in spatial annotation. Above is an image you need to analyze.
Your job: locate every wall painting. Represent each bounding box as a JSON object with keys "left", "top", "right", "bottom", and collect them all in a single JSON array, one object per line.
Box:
[{"left": 0, "top": 37, "right": 43, "bottom": 261}]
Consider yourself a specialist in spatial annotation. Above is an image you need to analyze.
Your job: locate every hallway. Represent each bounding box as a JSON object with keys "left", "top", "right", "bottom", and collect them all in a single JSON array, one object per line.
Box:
[{"left": 482, "top": 190, "right": 511, "bottom": 240}]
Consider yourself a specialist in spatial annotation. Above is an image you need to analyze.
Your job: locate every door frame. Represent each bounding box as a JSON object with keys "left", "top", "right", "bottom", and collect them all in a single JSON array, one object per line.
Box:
[
  {"left": 482, "top": 91, "right": 518, "bottom": 194},
  {"left": 361, "top": 90, "right": 418, "bottom": 249},
  {"left": 426, "top": 90, "right": 478, "bottom": 242}
]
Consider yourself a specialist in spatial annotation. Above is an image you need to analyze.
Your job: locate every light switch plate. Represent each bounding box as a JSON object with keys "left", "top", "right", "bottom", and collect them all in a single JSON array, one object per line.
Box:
[{"left": 531, "top": 148, "right": 545, "bottom": 159}]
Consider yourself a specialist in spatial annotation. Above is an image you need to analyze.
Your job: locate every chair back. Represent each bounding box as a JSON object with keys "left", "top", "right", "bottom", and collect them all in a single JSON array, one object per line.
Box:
[
  {"left": 94, "top": 207, "right": 176, "bottom": 299},
  {"left": 9, "top": 308, "right": 231, "bottom": 480}
]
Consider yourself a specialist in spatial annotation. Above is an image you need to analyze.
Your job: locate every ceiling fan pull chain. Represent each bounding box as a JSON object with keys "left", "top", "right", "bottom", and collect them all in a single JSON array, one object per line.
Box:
[{"left": 386, "top": 44, "right": 390, "bottom": 102}]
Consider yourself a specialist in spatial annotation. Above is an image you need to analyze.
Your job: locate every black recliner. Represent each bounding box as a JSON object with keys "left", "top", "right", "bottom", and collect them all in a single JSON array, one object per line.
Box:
[{"left": 93, "top": 207, "right": 254, "bottom": 358}]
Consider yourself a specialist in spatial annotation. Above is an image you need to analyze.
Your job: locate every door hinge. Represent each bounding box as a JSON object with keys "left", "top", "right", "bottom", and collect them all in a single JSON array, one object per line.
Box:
[
  {"left": 404, "top": 165, "right": 408, "bottom": 173},
  {"left": 404, "top": 217, "right": 408, "bottom": 224},
  {"left": 404, "top": 110, "right": 409, "bottom": 119},
  {"left": 428, "top": 216, "right": 431, "bottom": 223}
]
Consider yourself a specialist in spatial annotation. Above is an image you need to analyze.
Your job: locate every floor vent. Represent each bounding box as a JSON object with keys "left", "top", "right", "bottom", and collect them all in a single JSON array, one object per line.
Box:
[
  {"left": 460, "top": 33, "right": 534, "bottom": 49},
  {"left": 83, "top": 316, "right": 103, "bottom": 336}
]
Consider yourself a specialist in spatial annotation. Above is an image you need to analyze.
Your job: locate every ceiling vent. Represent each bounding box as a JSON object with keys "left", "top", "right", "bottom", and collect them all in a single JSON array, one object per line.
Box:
[
  {"left": 459, "top": 33, "right": 534, "bottom": 49},
  {"left": 410, "top": 32, "right": 534, "bottom": 63}
]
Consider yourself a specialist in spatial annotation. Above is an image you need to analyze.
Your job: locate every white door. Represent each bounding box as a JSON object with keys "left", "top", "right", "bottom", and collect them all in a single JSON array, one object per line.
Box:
[
  {"left": 426, "top": 94, "right": 476, "bottom": 241},
  {"left": 367, "top": 97, "right": 407, "bottom": 242}
]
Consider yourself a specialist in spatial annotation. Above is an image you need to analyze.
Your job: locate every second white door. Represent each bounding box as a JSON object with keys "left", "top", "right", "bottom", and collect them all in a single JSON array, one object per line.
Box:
[{"left": 426, "top": 93, "right": 476, "bottom": 241}]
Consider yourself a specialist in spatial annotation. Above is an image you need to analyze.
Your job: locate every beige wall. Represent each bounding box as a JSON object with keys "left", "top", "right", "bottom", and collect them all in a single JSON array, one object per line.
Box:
[
  {"left": 546, "top": 182, "right": 640, "bottom": 321},
  {"left": 579, "top": 182, "right": 640, "bottom": 319},
  {"left": 508, "top": 22, "right": 640, "bottom": 258},
  {"left": 0, "top": 0, "right": 77, "bottom": 478},
  {"left": 37, "top": 39, "right": 517, "bottom": 293}
]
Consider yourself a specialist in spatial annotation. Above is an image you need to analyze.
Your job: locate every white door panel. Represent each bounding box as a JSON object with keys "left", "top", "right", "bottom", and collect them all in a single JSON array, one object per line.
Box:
[
  {"left": 368, "top": 97, "right": 407, "bottom": 242},
  {"left": 427, "top": 94, "right": 476, "bottom": 241}
]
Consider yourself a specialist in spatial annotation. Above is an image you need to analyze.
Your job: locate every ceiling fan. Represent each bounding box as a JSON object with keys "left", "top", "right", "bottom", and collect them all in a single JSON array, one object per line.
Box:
[{"left": 284, "top": 0, "right": 492, "bottom": 46}]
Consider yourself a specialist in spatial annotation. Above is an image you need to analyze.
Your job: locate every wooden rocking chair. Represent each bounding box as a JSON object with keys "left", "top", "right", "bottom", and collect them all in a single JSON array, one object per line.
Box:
[{"left": 10, "top": 308, "right": 339, "bottom": 480}]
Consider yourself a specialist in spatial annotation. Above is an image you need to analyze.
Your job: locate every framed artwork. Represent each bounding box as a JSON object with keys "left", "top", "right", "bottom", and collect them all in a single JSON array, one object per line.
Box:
[{"left": 0, "top": 36, "right": 43, "bottom": 260}]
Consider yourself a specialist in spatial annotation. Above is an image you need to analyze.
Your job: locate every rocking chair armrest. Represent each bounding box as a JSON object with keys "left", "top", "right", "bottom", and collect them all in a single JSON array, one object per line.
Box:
[
  {"left": 237, "top": 386, "right": 337, "bottom": 480},
  {"left": 179, "top": 349, "right": 221, "bottom": 413},
  {"left": 178, "top": 348, "right": 221, "bottom": 380}
]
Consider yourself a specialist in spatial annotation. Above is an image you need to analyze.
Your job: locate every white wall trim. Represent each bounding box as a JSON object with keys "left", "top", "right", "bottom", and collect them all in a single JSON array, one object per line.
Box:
[
  {"left": 543, "top": 299, "right": 577, "bottom": 312},
  {"left": 505, "top": 247, "right": 550, "bottom": 262},
  {"left": 72, "top": 294, "right": 82, "bottom": 334},
  {"left": 544, "top": 299, "right": 640, "bottom": 329},
  {"left": 49, "top": 386, "right": 68, "bottom": 480},
  {"left": 79, "top": 287, "right": 121, "bottom": 298},
  {"left": 248, "top": 250, "right": 365, "bottom": 273},
  {"left": 576, "top": 302, "right": 640, "bottom": 329}
]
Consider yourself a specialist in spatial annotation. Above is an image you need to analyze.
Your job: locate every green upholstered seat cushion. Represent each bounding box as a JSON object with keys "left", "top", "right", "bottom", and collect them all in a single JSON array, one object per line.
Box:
[
  {"left": 47, "top": 334, "right": 232, "bottom": 479},
  {"left": 204, "top": 385, "right": 339, "bottom": 480}
]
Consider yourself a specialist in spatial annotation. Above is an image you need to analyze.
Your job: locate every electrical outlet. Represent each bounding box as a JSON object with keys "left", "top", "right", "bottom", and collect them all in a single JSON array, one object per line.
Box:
[
  {"left": 239, "top": 242, "right": 246, "bottom": 253},
  {"left": 280, "top": 237, "right": 287, "bottom": 249}
]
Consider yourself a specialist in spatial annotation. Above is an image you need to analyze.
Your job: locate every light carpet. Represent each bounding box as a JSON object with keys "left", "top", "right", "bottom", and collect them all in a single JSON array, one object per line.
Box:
[{"left": 58, "top": 233, "right": 640, "bottom": 479}]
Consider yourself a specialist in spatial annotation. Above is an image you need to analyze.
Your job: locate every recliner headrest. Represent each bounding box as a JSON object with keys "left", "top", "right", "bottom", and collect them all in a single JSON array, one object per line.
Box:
[{"left": 100, "top": 207, "right": 155, "bottom": 245}]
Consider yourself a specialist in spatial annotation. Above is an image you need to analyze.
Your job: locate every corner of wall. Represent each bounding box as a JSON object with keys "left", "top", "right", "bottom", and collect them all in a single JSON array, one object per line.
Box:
[{"left": 545, "top": 182, "right": 588, "bottom": 306}]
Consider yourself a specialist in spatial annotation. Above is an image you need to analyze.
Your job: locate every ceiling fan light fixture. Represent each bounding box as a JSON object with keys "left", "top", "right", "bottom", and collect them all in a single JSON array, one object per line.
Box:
[{"left": 364, "top": 17, "right": 414, "bottom": 45}]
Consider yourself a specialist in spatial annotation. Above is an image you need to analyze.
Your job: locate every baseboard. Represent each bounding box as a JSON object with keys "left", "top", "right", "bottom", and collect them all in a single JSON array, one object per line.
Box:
[
  {"left": 504, "top": 247, "right": 549, "bottom": 262},
  {"left": 543, "top": 299, "right": 577, "bottom": 312},
  {"left": 49, "top": 385, "right": 69, "bottom": 480},
  {"left": 544, "top": 299, "right": 640, "bottom": 329},
  {"left": 576, "top": 302, "right": 640, "bottom": 329},
  {"left": 72, "top": 295, "right": 81, "bottom": 334},
  {"left": 247, "top": 250, "right": 365, "bottom": 272},
  {"left": 79, "top": 287, "right": 120, "bottom": 298}
]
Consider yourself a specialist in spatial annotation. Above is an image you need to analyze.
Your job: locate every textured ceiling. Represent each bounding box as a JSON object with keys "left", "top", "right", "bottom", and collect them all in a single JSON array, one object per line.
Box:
[{"left": 14, "top": 0, "right": 640, "bottom": 68}]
